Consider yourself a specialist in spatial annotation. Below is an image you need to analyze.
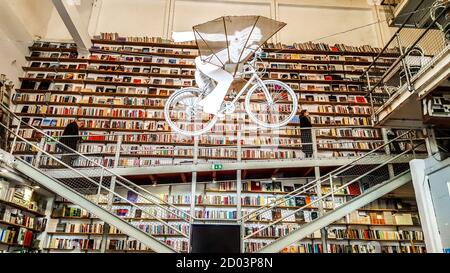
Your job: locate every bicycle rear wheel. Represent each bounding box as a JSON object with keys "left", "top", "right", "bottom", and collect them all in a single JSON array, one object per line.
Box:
[
  {"left": 164, "top": 88, "right": 218, "bottom": 136},
  {"left": 245, "top": 80, "right": 298, "bottom": 128}
]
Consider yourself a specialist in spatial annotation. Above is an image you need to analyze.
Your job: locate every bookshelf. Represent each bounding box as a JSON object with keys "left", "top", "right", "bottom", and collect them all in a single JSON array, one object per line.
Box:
[
  {"left": 0, "top": 178, "right": 50, "bottom": 253},
  {"left": 9, "top": 35, "right": 404, "bottom": 168},
  {"left": 38, "top": 175, "right": 425, "bottom": 254}
]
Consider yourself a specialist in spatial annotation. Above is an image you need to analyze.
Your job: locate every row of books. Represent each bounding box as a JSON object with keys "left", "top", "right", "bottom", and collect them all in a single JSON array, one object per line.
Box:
[
  {"left": 0, "top": 227, "right": 16, "bottom": 244},
  {"left": 95, "top": 33, "right": 398, "bottom": 56},
  {"left": 317, "top": 140, "right": 381, "bottom": 150},
  {"left": 25, "top": 72, "right": 196, "bottom": 87},
  {"left": 266, "top": 62, "right": 386, "bottom": 74},
  {"left": 94, "top": 33, "right": 195, "bottom": 46},
  {"left": 195, "top": 195, "right": 237, "bottom": 206},
  {"left": 261, "top": 52, "right": 373, "bottom": 63},
  {"left": 268, "top": 72, "right": 361, "bottom": 82},
  {"left": 90, "top": 53, "right": 195, "bottom": 66},
  {"left": 0, "top": 227, "right": 34, "bottom": 247},
  {"left": 108, "top": 239, "right": 152, "bottom": 251},
  {"left": 29, "top": 51, "right": 78, "bottom": 59},
  {"left": 14, "top": 93, "right": 172, "bottom": 108},
  {"left": 29, "top": 60, "right": 197, "bottom": 75},
  {"left": 280, "top": 243, "right": 425, "bottom": 254},
  {"left": 194, "top": 210, "right": 237, "bottom": 220},
  {"left": 265, "top": 41, "right": 399, "bottom": 55},
  {"left": 0, "top": 206, "right": 47, "bottom": 231},
  {"left": 347, "top": 211, "right": 419, "bottom": 226},
  {"left": 14, "top": 139, "right": 380, "bottom": 159},
  {"left": 316, "top": 128, "right": 380, "bottom": 138},
  {"left": 92, "top": 45, "right": 197, "bottom": 56},
  {"left": 327, "top": 228, "right": 418, "bottom": 240},
  {"left": 302, "top": 105, "right": 372, "bottom": 115},
  {"left": 35, "top": 156, "right": 175, "bottom": 168},
  {"left": 245, "top": 225, "right": 297, "bottom": 238},
  {"left": 300, "top": 94, "right": 368, "bottom": 104},
  {"left": 311, "top": 116, "right": 370, "bottom": 126},
  {"left": 47, "top": 238, "right": 102, "bottom": 250},
  {"left": 55, "top": 223, "right": 104, "bottom": 234},
  {"left": 31, "top": 41, "right": 76, "bottom": 50},
  {"left": 52, "top": 206, "right": 90, "bottom": 218},
  {"left": 361, "top": 199, "right": 416, "bottom": 210},
  {"left": 134, "top": 223, "right": 189, "bottom": 236},
  {"left": 0, "top": 183, "right": 40, "bottom": 212}
]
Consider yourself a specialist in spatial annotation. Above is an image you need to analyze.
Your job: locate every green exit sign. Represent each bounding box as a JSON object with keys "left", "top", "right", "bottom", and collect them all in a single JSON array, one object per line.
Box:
[{"left": 211, "top": 164, "right": 223, "bottom": 170}]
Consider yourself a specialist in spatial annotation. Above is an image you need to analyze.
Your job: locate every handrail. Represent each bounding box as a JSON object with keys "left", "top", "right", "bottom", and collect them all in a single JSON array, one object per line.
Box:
[
  {"left": 363, "top": 3, "right": 449, "bottom": 95},
  {"left": 237, "top": 129, "right": 415, "bottom": 222},
  {"left": 0, "top": 121, "right": 189, "bottom": 238},
  {"left": 1, "top": 102, "right": 195, "bottom": 223},
  {"left": 362, "top": 0, "right": 426, "bottom": 77}
]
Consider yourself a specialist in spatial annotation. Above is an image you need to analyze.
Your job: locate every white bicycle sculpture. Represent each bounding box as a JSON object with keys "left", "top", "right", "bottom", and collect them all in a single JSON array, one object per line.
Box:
[{"left": 164, "top": 16, "right": 298, "bottom": 136}]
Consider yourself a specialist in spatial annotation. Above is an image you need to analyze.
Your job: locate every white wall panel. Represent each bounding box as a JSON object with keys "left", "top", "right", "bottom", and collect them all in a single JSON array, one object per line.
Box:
[
  {"left": 278, "top": 4, "right": 380, "bottom": 46},
  {"left": 93, "top": 0, "right": 167, "bottom": 38},
  {"left": 172, "top": 0, "right": 271, "bottom": 32}
]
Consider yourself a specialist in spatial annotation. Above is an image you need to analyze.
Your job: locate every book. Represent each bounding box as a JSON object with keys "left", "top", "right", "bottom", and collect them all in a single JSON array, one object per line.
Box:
[
  {"left": 250, "top": 181, "right": 261, "bottom": 191},
  {"left": 261, "top": 182, "right": 273, "bottom": 192},
  {"left": 271, "top": 208, "right": 282, "bottom": 221},
  {"left": 295, "top": 196, "right": 307, "bottom": 207},
  {"left": 272, "top": 182, "right": 282, "bottom": 192},
  {"left": 126, "top": 191, "right": 138, "bottom": 202}
]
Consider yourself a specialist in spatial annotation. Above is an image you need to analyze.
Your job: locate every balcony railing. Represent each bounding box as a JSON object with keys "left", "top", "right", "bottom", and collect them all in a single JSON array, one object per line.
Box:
[{"left": 362, "top": 1, "right": 449, "bottom": 121}]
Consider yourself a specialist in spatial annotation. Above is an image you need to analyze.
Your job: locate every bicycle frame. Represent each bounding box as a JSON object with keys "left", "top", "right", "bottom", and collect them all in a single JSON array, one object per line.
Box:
[{"left": 218, "top": 65, "right": 272, "bottom": 115}]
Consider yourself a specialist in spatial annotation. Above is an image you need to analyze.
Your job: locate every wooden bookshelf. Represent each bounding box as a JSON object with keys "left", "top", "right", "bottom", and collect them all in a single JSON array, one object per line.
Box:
[
  {"left": 0, "top": 219, "right": 43, "bottom": 233},
  {"left": 42, "top": 247, "right": 101, "bottom": 252},
  {"left": 0, "top": 199, "right": 46, "bottom": 217},
  {"left": 28, "top": 46, "right": 77, "bottom": 53}
]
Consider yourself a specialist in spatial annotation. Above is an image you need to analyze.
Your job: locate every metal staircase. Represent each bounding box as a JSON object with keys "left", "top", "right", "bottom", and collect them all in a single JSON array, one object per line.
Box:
[
  {"left": 0, "top": 101, "right": 427, "bottom": 253},
  {"left": 0, "top": 104, "right": 193, "bottom": 253},
  {"left": 239, "top": 130, "right": 426, "bottom": 253}
]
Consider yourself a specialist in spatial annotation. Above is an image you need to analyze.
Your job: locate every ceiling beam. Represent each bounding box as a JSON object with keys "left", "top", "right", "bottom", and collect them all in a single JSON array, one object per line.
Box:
[
  {"left": 272, "top": 168, "right": 280, "bottom": 176},
  {"left": 304, "top": 167, "right": 314, "bottom": 177},
  {"left": 52, "top": 0, "right": 92, "bottom": 55}
]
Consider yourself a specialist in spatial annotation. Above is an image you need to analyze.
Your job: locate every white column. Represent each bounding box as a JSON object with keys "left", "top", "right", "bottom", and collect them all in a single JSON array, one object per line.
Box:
[{"left": 409, "top": 159, "right": 443, "bottom": 253}]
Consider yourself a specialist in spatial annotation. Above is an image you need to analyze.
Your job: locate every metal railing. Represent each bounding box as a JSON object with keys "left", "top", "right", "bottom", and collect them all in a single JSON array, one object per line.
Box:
[
  {"left": 8, "top": 119, "right": 426, "bottom": 170},
  {"left": 0, "top": 102, "right": 194, "bottom": 253},
  {"left": 362, "top": 2, "right": 449, "bottom": 119},
  {"left": 238, "top": 129, "right": 426, "bottom": 252}
]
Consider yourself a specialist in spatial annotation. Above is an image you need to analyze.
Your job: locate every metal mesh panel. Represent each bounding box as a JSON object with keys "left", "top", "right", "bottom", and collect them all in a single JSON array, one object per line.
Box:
[{"left": 240, "top": 130, "right": 426, "bottom": 252}]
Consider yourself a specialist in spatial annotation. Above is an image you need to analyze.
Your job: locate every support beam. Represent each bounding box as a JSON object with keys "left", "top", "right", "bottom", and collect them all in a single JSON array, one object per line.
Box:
[
  {"left": 52, "top": 0, "right": 92, "bottom": 55},
  {"left": 304, "top": 167, "right": 314, "bottom": 177}
]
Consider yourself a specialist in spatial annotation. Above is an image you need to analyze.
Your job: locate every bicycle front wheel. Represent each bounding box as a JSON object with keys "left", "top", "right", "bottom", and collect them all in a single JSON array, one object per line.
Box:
[
  {"left": 164, "top": 88, "right": 218, "bottom": 136},
  {"left": 245, "top": 80, "right": 298, "bottom": 128}
]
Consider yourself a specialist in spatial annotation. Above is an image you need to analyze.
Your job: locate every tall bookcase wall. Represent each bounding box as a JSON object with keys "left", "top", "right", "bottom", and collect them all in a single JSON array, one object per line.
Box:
[
  {"left": 0, "top": 177, "right": 51, "bottom": 253},
  {"left": 11, "top": 36, "right": 400, "bottom": 168},
  {"left": 45, "top": 183, "right": 191, "bottom": 253},
  {"left": 43, "top": 177, "right": 425, "bottom": 253}
]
